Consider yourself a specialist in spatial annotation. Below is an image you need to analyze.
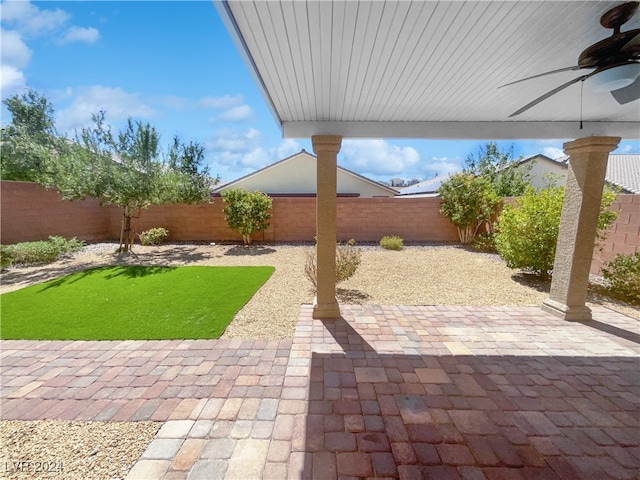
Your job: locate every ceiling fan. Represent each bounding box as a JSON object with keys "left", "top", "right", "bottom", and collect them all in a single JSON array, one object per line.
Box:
[{"left": 501, "top": 1, "right": 640, "bottom": 117}]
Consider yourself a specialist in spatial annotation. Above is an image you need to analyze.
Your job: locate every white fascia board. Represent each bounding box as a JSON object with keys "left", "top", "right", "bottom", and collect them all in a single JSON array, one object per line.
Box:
[
  {"left": 213, "top": 0, "right": 283, "bottom": 134},
  {"left": 282, "top": 121, "right": 640, "bottom": 140}
]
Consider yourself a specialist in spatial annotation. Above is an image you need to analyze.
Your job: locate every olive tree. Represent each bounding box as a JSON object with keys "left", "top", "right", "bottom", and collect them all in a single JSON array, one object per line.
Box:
[
  {"left": 2, "top": 90, "right": 217, "bottom": 252},
  {"left": 49, "top": 112, "right": 216, "bottom": 251},
  {"left": 0, "top": 89, "right": 60, "bottom": 181}
]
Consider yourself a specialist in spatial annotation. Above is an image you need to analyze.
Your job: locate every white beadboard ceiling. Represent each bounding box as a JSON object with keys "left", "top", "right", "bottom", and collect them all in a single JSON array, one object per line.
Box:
[{"left": 215, "top": 0, "right": 640, "bottom": 139}]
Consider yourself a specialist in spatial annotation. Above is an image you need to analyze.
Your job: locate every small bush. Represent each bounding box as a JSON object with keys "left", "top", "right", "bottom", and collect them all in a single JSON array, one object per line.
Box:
[
  {"left": 47, "top": 235, "right": 85, "bottom": 254},
  {"left": 601, "top": 253, "right": 640, "bottom": 304},
  {"left": 1, "top": 246, "right": 14, "bottom": 269},
  {"left": 495, "top": 186, "right": 617, "bottom": 279},
  {"left": 221, "top": 189, "right": 272, "bottom": 245},
  {"left": 380, "top": 235, "right": 403, "bottom": 250},
  {"left": 4, "top": 240, "right": 62, "bottom": 265},
  {"left": 1, "top": 236, "right": 85, "bottom": 266},
  {"left": 139, "top": 227, "right": 169, "bottom": 246},
  {"left": 305, "top": 239, "right": 362, "bottom": 288},
  {"left": 438, "top": 173, "right": 500, "bottom": 244},
  {"left": 472, "top": 232, "right": 497, "bottom": 253}
]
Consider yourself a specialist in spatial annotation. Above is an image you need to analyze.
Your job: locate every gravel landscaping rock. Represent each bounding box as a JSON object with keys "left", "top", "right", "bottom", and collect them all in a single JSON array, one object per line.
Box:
[
  {"left": 1, "top": 242, "right": 637, "bottom": 338},
  {"left": 1, "top": 242, "right": 637, "bottom": 478},
  {"left": 0, "top": 421, "right": 159, "bottom": 480}
]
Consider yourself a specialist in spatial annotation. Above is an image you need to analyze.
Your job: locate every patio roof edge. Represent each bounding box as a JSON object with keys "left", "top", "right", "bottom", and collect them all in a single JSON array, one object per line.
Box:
[
  {"left": 213, "top": 0, "right": 284, "bottom": 136},
  {"left": 281, "top": 121, "right": 640, "bottom": 140}
]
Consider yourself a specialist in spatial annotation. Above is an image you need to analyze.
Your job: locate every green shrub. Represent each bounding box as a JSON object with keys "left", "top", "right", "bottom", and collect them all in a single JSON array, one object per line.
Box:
[
  {"left": 472, "top": 232, "right": 497, "bottom": 253},
  {"left": 139, "top": 227, "right": 169, "bottom": 246},
  {"left": 380, "top": 235, "right": 404, "bottom": 250},
  {"left": 1, "top": 236, "right": 85, "bottom": 266},
  {"left": 1, "top": 246, "right": 14, "bottom": 269},
  {"left": 305, "top": 239, "right": 362, "bottom": 288},
  {"left": 438, "top": 173, "right": 500, "bottom": 244},
  {"left": 601, "top": 253, "right": 640, "bottom": 304},
  {"left": 4, "top": 240, "right": 62, "bottom": 265},
  {"left": 495, "top": 186, "right": 617, "bottom": 279},
  {"left": 221, "top": 189, "right": 272, "bottom": 245},
  {"left": 47, "top": 235, "right": 85, "bottom": 254}
]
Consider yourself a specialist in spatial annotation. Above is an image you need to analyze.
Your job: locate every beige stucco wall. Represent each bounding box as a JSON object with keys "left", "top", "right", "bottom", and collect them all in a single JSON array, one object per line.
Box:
[
  {"left": 524, "top": 159, "right": 567, "bottom": 190},
  {"left": 220, "top": 152, "right": 395, "bottom": 198}
]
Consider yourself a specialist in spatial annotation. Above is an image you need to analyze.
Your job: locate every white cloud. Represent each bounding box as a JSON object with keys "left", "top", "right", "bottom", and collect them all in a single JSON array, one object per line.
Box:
[
  {"left": 340, "top": 139, "right": 420, "bottom": 176},
  {"left": 207, "top": 128, "right": 263, "bottom": 153},
  {"left": 213, "top": 104, "right": 255, "bottom": 123},
  {"left": 616, "top": 143, "right": 634, "bottom": 154},
  {"left": 0, "top": 1, "right": 69, "bottom": 37},
  {"left": 422, "top": 156, "right": 462, "bottom": 178},
  {"left": 0, "top": 2, "right": 99, "bottom": 99},
  {"left": 274, "top": 138, "right": 301, "bottom": 159},
  {"left": 155, "top": 95, "right": 251, "bottom": 115},
  {"left": 0, "top": 28, "right": 31, "bottom": 98},
  {"left": 542, "top": 146, "right": 565, "bottom": 159},
  {"left": 0, "top": 28, "right": 32, "bottom": 68},
  {"left": 229, "top": 138, "right": 299, "bottom": 170},
  {"left": 56, "top": 85, "right": 155, "bottom": 134},
  {"left": 207, "top": 128, "right": 301, "bottom": 178},
  {"left": 237, "top": 148, "right": 271, "bottom": 169},
  {"left": 58, "top": 26, "right": 99, "bottom": 44},
  {"left": 199, "top": 94, "right": 243, "bottom": 110},
  {"left": 0, "top": 64, "right": 26, "bottom": 98}
]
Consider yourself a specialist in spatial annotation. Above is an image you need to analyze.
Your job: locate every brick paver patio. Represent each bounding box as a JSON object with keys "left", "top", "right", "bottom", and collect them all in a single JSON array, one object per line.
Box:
[{"left": 1, "top": 304, "right": 638, "bottom": 479}]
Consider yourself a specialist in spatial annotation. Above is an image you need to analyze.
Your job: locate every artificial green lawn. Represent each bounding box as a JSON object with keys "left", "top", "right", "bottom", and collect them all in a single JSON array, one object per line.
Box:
[{"left": 0, "top": 265, "right": 274, "bottom": 340}]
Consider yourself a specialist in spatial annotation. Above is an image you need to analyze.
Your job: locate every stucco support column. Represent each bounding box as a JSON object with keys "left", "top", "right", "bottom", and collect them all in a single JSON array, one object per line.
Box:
[
  {"left": 541, "top": 136, "right": 620, "bottom": 321},
  {"left": 312, "top": 135, "right": 342, "bottom": 319}
]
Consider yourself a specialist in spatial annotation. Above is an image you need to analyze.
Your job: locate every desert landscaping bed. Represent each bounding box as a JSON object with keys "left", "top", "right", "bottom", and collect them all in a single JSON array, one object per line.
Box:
[
  {"left": 0, "top": 421, "right": 159, "bottom": 480},
  {"left": 1, "top": 242, "right": 638, "bottom": 336},
  {"left": 1, "top": 242, "right": 638, "bottom": 480}
]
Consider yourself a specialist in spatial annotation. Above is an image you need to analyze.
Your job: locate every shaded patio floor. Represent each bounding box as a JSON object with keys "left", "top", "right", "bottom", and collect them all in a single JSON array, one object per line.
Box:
[{"left": 1, "top": 304, "right": 638, "bottom": 479}]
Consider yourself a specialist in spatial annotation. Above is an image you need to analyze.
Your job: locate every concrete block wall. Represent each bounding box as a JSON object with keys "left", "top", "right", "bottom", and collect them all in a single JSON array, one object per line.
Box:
[
  {"left": 106, "top": 197, "right": 457, "bottom": 243},
  {"left": 0, "top": 181, "right": 110, "bottom": 244},
  {"left": 270, "top": 198, "right": 315, "bottom": 242},
  {"left": 591, "top": 194, "right": 640, "bottom": 275},
  {"left": 336, "top": 197, "right": 458, "bottom": 242},
  {"left": 106, "top": 201, "right": 243, "bottom": 243},
  {"left": 2, "top": 182, "right": 637, "bottom": 276}
]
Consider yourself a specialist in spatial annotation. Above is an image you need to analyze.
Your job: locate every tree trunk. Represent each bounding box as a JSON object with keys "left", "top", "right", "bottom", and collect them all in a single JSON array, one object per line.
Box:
[
  {"left": 458, "top": 226, "right": 474, "bottom": 244},
  {"left": 119, "top": 207, "right": 134, "bottom": 252}
]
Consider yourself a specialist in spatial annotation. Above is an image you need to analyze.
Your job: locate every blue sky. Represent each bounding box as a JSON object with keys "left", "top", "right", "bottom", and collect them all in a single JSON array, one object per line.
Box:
[{"left": 1, "top": 1, "right": 637, "bottom": 183}]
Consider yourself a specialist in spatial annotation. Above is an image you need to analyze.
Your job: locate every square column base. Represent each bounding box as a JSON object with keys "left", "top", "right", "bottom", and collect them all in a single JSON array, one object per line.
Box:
[
  {"left": 312, "top": 296, "right": 341, "bottom": 319},
  {"left": 541, "top": 298, "right": 592, "bottom": 322}
]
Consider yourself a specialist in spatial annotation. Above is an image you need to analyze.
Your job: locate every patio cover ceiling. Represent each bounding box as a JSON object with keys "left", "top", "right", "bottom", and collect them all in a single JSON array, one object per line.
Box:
[{"left": 214, "top": 0, "right": 639, "bottom": 140}]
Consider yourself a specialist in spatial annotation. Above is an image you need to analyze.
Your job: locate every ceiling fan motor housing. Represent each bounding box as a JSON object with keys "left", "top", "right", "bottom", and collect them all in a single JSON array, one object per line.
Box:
[{"left": 578, "top": 2, "right": 639, "bottom": 67}]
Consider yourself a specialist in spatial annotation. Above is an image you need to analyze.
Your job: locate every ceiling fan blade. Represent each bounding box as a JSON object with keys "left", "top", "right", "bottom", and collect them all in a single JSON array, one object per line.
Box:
[
  {"left": 621, "top": 32, "right": 640, "bottom": 53},
  {"left": 499, "top": 66, "right": 584, "bottom": 88},
  {"left": 611, "top": 75, "right": 640, "bottom": 104},
  {"left": 509, "top": 72, "right": 596, "bottom": 117}
]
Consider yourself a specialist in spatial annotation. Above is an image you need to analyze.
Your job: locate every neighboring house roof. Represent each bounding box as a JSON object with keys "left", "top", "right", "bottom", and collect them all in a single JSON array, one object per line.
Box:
[
  {"left": 396, "top": 175, "right": 450, "bottom": 197},
  {"left": 213, "top": 150, "right": 398, "bottom": 198},
  {"left": 606, "top": 155, "right": 640, "bottom": 194},
  {"left": 516, "top": 153, "right": 559, "bottom": 167},
  {"left": 556, "top": 154, "right": 639, "bottom": 194},
  {"left": 520, "top": 153, "right": 639, "bottom": 194}
]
